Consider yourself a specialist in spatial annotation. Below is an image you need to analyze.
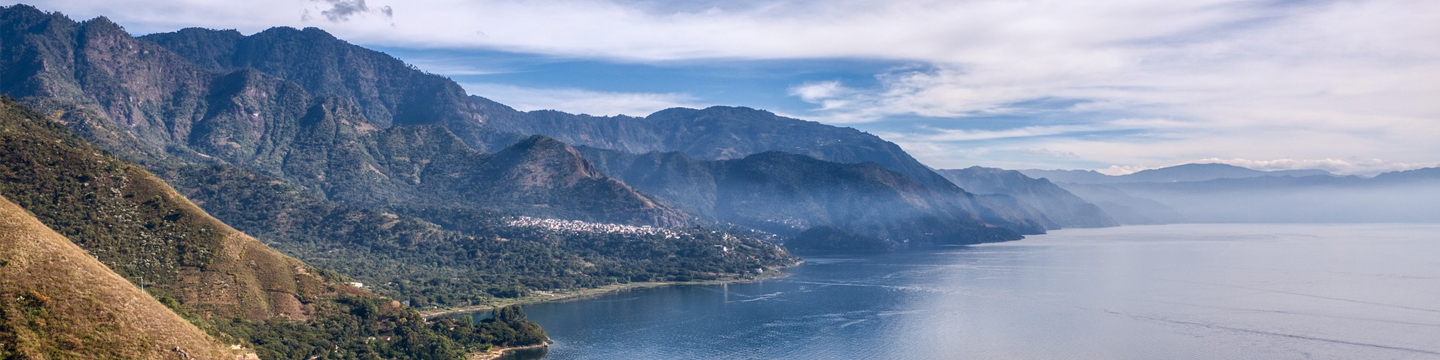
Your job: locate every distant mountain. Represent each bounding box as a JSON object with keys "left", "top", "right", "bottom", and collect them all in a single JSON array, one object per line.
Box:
[
  {"left": 477, "top": 103, "right": 960, "bottom": 190},
  {"left": 1039, "top": 165, "right": 1440, "bottom": 224},
  {"left": 937, "top": 167, "right": 1118, "bottom": 229},
  {"left": 1016, "top": 169, "right": 1116, "bottom": 184},
  {"left": 1372, "top": 166, "right": 1440, "bottom": 183},
  {"left": 0, "top": 195, "right": 239, "bottom": 360},
  {"left": 1022, "top": 163, "right": 1334, "bottom": 184},
  {"left": 1123, "top": 164, "right": 1332, "bottom": 183},
  {"left": 1105, "top": 173, "right": 1440, "bottom": 223},
  {"left": 1055, "top": 183, "right": 1186, "bottom": 225},
  {"left": 581, "top": 148, "right": 1042, "bottom": 244},
  {"left": 973, "top": 193, "right": 1058, "bottom": 230}
]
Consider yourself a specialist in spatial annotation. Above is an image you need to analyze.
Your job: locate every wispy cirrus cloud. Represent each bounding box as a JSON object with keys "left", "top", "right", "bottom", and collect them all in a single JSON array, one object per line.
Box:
[{"left": 877, "top": 118, "right": 1194, "bottom": 142}]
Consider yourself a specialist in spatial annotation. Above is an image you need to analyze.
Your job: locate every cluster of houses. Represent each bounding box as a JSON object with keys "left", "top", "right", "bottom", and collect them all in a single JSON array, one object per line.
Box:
[{"left": 507, "top": 216, "right": 681, "bottom": 239}]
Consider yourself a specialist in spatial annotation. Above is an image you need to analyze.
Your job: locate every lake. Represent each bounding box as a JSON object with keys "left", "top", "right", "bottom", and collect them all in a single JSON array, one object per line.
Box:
[{"left": 495, "top": 224, "right": 1440, "bottom": 359}]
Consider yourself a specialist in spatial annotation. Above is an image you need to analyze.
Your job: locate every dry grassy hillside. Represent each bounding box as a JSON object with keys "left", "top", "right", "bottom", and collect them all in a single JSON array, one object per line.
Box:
[
  {"left": 0, "top": 195, "right": 248, "bottom": 359},
  {"left": 139, "top": 167, "right": 338, "bottom": 322}
]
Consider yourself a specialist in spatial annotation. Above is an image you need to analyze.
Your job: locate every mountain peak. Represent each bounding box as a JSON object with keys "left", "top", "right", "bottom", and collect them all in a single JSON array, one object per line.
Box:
[
  {"left": 488, "top": 136, "right": 688, "bottom": 226},
  {"left": 1124, "top": 163, "right": 1280, "bottom": 183},
  {"left": 144, "top": 22, "right": 467, "bottom": 128},
  {"left": 172, "top": 26, "right": 243, "bottom": 38},
  {"left": 78, "top": 15, "right": 126, "bottom": 34},
  {"left": 0, "top": 3, "right": 42, "bottom": 15},
  {"left": 646, "top": 105, "right": 775, "bottom": 120},
  {"left": 701, "top": 105, "right": 772, "bottom": 115},
  {"left": 493, "top": 135, "right": 601, "bottom": 187},
  {"left": 509, "top": 134, "right": 569, "bottom": 150},
  {"left": 244, "top": 26, "right": 342, "bottom": 43}
]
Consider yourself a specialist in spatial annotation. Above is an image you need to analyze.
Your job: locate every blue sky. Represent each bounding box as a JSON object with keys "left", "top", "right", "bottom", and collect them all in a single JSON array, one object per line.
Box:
[{"left": 9, "top": 0, "right": 1440, "bottom": 175}]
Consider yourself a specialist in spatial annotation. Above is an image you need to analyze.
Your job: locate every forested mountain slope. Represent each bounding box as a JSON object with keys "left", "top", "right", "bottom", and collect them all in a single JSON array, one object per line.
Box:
[
  {"left": 0, "top": 4, "right": 679, "bottom": 226},
  {"left": 938, "top": 167, "right": 1117, "bottom": 229},
  {"left": 0, "top": 97, "right": 546, "bottom": 359},
  {"left": 581, "top": 148, "right": 1043, "bottom": 244},
  {"left": 0, "top": 195, "right": 238, "bottom": 360}
]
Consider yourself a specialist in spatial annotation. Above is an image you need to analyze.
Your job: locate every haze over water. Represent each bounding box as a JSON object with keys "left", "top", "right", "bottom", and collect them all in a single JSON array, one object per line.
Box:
[{"left": 491, "top": 224, "right": 1440, "bottom": 359}]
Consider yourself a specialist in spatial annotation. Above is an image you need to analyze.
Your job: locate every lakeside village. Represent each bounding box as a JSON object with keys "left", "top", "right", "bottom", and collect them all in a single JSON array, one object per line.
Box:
[{"left": 507, "top": 216, "right": 681, "bottom": 238}]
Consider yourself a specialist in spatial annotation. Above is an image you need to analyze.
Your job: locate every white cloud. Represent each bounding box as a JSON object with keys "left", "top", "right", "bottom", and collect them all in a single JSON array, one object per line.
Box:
[
  {"left": 460, "top": 83, "right": 699, "bottom": 117},
  {"left": 788, "top": 81, "right": 847, "bottom": 103},
  {"left": 882, "top": 120, "right": 1437, "bottom": 175},
  {"left": 877, "top": 118, "right": 1189, "bottom": 142},
  {"left": 15, "top": 0, "right": 1440, "bottom": 171},
  {"left": 1096, "top": 165, "right": 1151, "bottom": 176}
]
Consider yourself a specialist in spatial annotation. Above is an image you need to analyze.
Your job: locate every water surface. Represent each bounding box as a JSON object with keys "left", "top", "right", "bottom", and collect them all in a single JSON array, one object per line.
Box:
[{"left": 499, "top": 224, "right": 1440, "bottom": 359}]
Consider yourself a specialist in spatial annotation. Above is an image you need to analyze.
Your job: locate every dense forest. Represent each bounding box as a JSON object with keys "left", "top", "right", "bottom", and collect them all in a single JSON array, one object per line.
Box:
[
  {"left": 786, "top": 225, "right": 896, "bottom": 252},
  {"left": 212, "top": 300, "right": 547, "bottom": 359},
  {"left": 158, "top": 162, "right": 797, "bottom": 309}
]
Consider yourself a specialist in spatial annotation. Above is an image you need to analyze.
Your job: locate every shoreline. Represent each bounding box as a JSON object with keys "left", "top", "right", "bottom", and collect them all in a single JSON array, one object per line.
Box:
[
  {"left": 466, "top": 342, "right": 551, "bottom": 360},
  {"left": 420, "top": 267, "right": 796, "bottom": 318}
]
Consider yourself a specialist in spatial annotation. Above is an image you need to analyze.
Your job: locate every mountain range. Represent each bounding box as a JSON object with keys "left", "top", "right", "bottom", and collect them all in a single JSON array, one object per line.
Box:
[
  {"left": 0, "top": 4, "right": 1100, "bottom": 248},
  {"left": 1024, "top": 163, "right": 1440, "bottom": 224},
  {"left": 0, "top": 9, "right": 684, "bottom": 226},
  {"left": 0, "top": 97, "right": 549, "bottom": 358},
  {"left": 1020, "top": 163, "right": 1334, "bottom": 184},
  {"left": 937, "top": 167, "right": 1118, "bottom": 229}
]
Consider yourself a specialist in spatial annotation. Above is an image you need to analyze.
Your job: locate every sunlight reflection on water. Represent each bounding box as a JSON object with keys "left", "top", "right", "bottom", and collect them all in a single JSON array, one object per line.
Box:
[{"left": 481, "top": 224, "right": 1440, "bottom": 360}]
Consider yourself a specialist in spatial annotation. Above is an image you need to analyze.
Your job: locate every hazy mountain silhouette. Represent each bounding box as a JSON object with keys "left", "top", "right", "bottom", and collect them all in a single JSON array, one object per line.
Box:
[
  {"left": 580, "top": 147, "right": 1042, "bottom": 244},
  {"left": 938, "top": 167, "right": 1118, "bottom": 228},
  {"left": 1022, "top": 163, "right": 1334, "bottom": 184}
]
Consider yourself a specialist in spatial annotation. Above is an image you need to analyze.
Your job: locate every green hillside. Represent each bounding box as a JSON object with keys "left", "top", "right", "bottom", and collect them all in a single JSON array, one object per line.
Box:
[{"left": 0, "top": 97, "right": 544, "bottom": 359}]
